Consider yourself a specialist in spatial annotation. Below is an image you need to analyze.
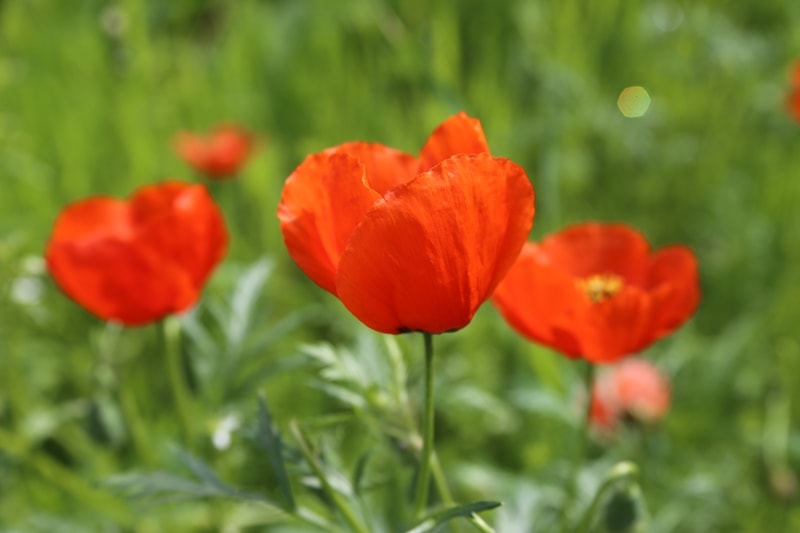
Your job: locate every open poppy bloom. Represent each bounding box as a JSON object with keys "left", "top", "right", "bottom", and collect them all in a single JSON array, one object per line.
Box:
[
  {"left": 46, "top": 181, "right": 228, "bottom": 326},
  {"left": 492, "top": 222, "right": 700, "bottom": 363},
  {"left": 174, "top": 124, "right": 253, "bottom": 178},
  {"left": 277, "top": 112, "right": 535, "bottom": 334},
  {"left": 590, "top": 358, "right": 670, "bottom": 431}
]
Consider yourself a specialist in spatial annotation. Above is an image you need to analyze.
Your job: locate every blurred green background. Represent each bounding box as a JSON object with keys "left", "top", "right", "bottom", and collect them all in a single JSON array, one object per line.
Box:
[{"left": 2, "top": 0, "right": 800, "bottom": 531}]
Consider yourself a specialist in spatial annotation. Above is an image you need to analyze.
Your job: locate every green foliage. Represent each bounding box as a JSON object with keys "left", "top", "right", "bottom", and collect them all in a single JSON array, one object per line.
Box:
[{"left": 2, "top": 0, "right": 800, "bottom": 531}]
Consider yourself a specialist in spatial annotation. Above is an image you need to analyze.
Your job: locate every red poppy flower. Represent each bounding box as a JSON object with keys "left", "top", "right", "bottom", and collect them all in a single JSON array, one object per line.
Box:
[
  {"left": 590, "top": 359, "right": 670, "bottom": 431},
  {"left": 277, "top": 112, "right": 535, "bottom": 334},
  {"left": 492, "top": 223, "right": 699, "bottom": 363},
  {"left": 45, "top": 181, "right": 228, "bottom": 326},
  {"left": 174, "top": 124, "right": 253, "bottom": 178},
  {"left": 786, "top": 62, "right": 800, "bottom": 123}
]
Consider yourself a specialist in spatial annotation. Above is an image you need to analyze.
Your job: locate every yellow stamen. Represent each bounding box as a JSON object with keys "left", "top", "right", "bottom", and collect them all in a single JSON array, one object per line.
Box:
[{"left": 577, "top": 273, "right": 624, "bottom": 303}]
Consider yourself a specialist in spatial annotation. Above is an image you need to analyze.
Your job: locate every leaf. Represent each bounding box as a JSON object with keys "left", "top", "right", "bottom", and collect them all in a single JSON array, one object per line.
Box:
[
  {"left": 226, "top": 354, "right": 311, "bottom": 404},
  {"left": 226, "top": 258, "right": 274, "bottom": 355},
  {"left": 257, "top": 396, "right": 296, "bottom": 509},
  {"left": 351, "top": 450, "right": 372, "bottom": 496},
  {"left": 103, "top": 455, "right": 275, "bottom": 508},
  {"left": 404, "top": 501, "right": 502, "bottom": 533}
]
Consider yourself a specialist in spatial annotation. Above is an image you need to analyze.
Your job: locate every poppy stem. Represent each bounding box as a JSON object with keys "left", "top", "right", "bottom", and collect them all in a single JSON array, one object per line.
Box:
[
  {"left": 289, "top": 420, "right": 369, "bottom": 533},
  {"left": 413, "top": 332, "right": 436, "bottom": 518},
  {"left": 163, "top": 316, "right": 194, "bottom": 444},
  {"left": 560, "top": 361, "right": 596, "bottom": 533},
  {"left": 99, "top": 323, "right": 157, "bottom": 466}
]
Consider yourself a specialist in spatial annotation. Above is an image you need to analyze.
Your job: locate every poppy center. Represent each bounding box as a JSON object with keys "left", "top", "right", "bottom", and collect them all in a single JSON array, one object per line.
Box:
[{"left": 577, "top": 273, "right": 624, "bottom": 303}]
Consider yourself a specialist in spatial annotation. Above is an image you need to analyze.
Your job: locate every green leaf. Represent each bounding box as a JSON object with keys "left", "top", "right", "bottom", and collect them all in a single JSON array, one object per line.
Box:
[
  {"left": 226, "top": 258, "right": 273, "bottom": 355},
  {"left": 102, "top": 450, "right": 276, "bottom": 508},
  {"left": 257, "top": 396, "right": 296, "bottom": 510},
  {"left": 351, "top": 450, "right": 372, "bottom": 496},
  {"left": 405, "top": 501, "right": 502, "bottom": 533}
]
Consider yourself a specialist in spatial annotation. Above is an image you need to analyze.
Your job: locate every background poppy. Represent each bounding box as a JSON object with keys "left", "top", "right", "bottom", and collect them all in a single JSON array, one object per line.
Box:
[
  {"left": 787, "top": 62, "right": 800, "bottom": 123},
  {"left": 174, "top": 124, "right": 253, "bottom": 179},
  {"left": 278, "top": 113, "right": 535, "bottom": 334},
  {"left": 492, "top": 222, "right": 700, "bottom": 363},
  {"left": 590, "top": 358, "right": 671, "bottom": 432},
  {"left": 45, "top": 181, "right": 228, "bottom": 326}
]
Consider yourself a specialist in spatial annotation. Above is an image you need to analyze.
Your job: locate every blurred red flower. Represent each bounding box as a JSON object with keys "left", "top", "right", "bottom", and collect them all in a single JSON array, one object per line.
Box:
[
  {"left": 590, "top": 359, "right": 671, "bottom": 431},
  {"left": 787, "top": 62, "right": 800, "bottom": 123},
  {"left": 492, "top": 223, "right": 699, "bottom": 363},
  {"left": 45, "top": 181, "right": 228, "bottom": 326},
  {"left": 277, "top": 112, "right": 535, "bottom": 334},
  {"left": 174, "top": 125, "right": 253, "bottom": 178}
]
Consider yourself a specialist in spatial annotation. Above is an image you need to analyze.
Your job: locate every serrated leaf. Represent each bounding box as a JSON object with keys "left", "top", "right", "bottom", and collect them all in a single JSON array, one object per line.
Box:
[
  {"left": 103, "top": 468, "right": 274, "bottom": 507},
  {"left": 242, "top": 307, "right": 315, "bottom": 357},
  {"left": 227, "top": 258, "right": 273, "bottom": 355},
  {"left": 226, "top": 354, "right": 311, "bottom": 403},
  {"left": 173, "top": 448, "right": 229, "bottom": 491},
  {"left": 257, "top": 396, "right": 296, "bottom": 509},
  {"left": 405, "top": 501, "right": 502, "bottom": 533},
  {"left": 309, "top": 379, "right": 368, "bottom": 410}
]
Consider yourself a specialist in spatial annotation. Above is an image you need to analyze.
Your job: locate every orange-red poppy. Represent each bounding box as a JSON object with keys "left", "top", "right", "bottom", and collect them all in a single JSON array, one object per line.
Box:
[
  {"left": 590, "top": 358, "right": 670, "bottom": 431},
  {"left": 174, "top": 124, "right": 253, "bottom": 178},
  {"left": 45, "top": 181, "right": 228, "bottom": 326},
  {"left": 786, "top": 62, "right": 800, "bottom": 123},
  {"left": 277, "top": 112, "right": 535, "bottom": 334},
  {"left": 492, "top": 222, "right": 699, "bottom": 363}
]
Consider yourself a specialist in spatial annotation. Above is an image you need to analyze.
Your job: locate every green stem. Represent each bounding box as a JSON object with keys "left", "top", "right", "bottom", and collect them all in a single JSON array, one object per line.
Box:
[
  {"left": 118, "top": 373, "right": 157, "bottom": 465},
  {"left": 289, "top": 421, "right": 369, "bottom": 533},
  {"left": 575, "top": 462, "right": 639, "bottom": 533},
  {"left": 430, "top": 454, "right": 493, "bottom": 532},
  {"left": 100, "top": 324, "right": 156, "bottom": 465},
  {"left": 413, "top": 332, "right": 436, "bottom": 518},
  {"left": 163, "top": 316, "right": 195, "bottom": 444},
  {"left": 430, "top": 452, "right": 454, "bottom": 505},
  {"left": 560, "top": 361, "right": 596, "bottom": 533}
]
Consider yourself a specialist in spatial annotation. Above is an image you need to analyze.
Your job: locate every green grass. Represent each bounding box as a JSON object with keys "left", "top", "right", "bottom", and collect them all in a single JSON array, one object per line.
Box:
[{"left": 2, "top": 0, "right": 800, "bottom": 531}]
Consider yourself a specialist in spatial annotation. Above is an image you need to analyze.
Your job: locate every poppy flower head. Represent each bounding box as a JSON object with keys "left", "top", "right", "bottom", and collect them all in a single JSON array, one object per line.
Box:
[
  {"left": 46, "top": 181, "right": 228, "bottom": 326},
  {"left": 590, "top": 358, "right": 671, "bottom": 432},
  {"left": 492, "top": 222, "right": 700, "bottom": 363},
  {"left": 174, "top": 124, "right": 253, "bottom": 179},
  {"left": 278, "top": 112, "right": 535, "bottom": 335},
  {"left": 786, "top": 62, "right": 800, "bottom": 123}
]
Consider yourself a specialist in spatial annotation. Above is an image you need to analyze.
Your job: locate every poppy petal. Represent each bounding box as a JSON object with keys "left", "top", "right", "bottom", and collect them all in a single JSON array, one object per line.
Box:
[
  {"left": 174, "top": 125, "right": 252, "bottom": 178},
  {"left": 174, "top": 133, "right": 209, "bottom": 172},
  {"left": 47, "top": 237, "right": 197, "bottom": 325},
  {"left": 492, "top": 243, "right": 583, "bottom": 357},
  {"left": 539, "top": 223, "right": 651, "bottom": 285},
  {"left": 787, "top": 88, "right": 800, "bottom": 123},
  {"left": 335, "top": 153, "right": 534, "bottom": 334},
  {"left": 132, "top": 182, "right": 228, "bottom": 289},
  {"left": 612, "top": 359, "right": 671, "bottom": 420},
  {"left": 573, "top": 288, "right": 654, "bottom": 363},
  {"left": 278, "top": 151, "right": 381, "bottom": 295},
  {"left": 208, "top": 127, "right": 252, "bottom": 177},
  {"left": 418, "top": 112, "right": 490, "bottom": 172},
  {"left": 646, "top": 245, "right": 701, "bottom": 337},
  {"left": 333, "top": 142, "right": 418, "bottom": 196},
  {"left": 48, "top": 197, "right": 130, "bottom": 242}
]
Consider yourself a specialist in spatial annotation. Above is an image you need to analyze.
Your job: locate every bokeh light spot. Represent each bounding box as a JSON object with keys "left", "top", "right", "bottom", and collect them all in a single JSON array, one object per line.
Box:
[{"left": 617, "top": 86, "right": 651, "bottom": 118}]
